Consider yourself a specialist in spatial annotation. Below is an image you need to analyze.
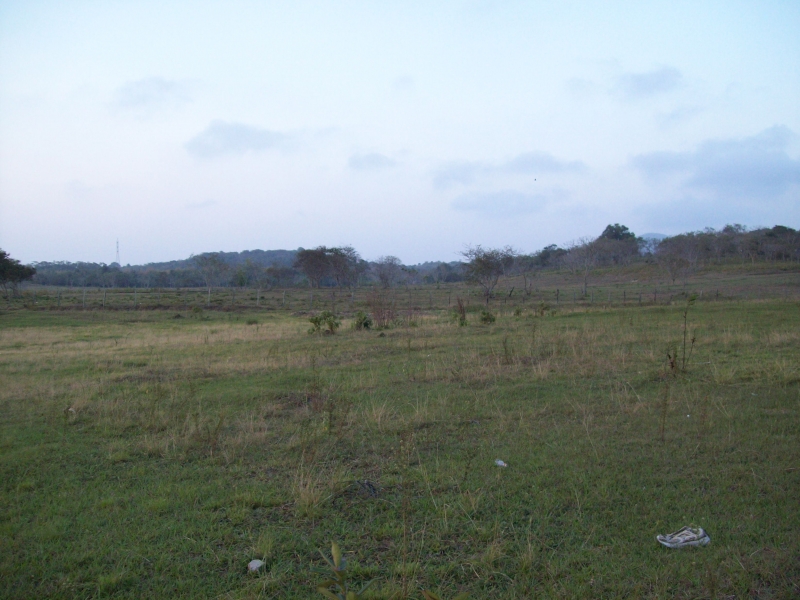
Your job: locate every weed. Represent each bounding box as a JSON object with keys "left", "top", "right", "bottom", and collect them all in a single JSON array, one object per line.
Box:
[
  {"left": 309, "top": 311, "right": 341, "bottom": 334},
  {"left": 453, "top": 297, "right": 467, "bottom": 326},
  {"left": 352, "top": 310, "right": 372, "bottom": 330},
  {"left": 681, "top": 294, "right": 697, "bottom": 371},
  {"left": 479, "top": 309, "right": 496, "bottom": 324},
  {"left": 314, "top": 542, "right": 374, "bottom": 599}
]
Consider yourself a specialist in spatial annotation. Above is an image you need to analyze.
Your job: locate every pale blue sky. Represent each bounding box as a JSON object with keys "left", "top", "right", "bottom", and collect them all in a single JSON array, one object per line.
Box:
[{"left": 1, "top": 1, "right": 798, "bottom": 264}]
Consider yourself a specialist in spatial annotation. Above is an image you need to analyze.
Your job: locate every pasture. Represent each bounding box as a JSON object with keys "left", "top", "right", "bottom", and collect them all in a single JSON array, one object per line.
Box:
[{"left": 1, "top": 277, "right": 799, "bottom": 597}]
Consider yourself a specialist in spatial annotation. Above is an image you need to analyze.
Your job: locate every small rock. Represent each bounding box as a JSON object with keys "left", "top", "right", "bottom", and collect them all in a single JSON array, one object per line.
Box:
[{"left": 247, "top": 559, "right": 265, "bottom": 572}]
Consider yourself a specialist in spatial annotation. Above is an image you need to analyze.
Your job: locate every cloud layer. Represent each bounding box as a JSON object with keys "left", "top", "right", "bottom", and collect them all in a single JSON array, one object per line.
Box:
[
  {"left": 632, "top": 126, "right": 800, "bottom": 200},
  {"left": 185, "top": 121, "right": 290, "bottom": 158},
  {"left": 615, "top": 67, "right": 683, "bottom": 99},
  {"left": 434, "top": 152, "right": 585, "bottom": 189},
  {"left": 348, "top": 152, "right": 397, "bottom": 170},
  {"left": 112, "top": 77, "right": 191, "bottom": 111}
]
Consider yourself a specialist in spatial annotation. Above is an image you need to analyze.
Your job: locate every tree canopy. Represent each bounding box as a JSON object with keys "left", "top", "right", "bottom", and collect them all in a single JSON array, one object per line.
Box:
[{"left": 0, "top": 249, "right": 36, "bottom": 297}]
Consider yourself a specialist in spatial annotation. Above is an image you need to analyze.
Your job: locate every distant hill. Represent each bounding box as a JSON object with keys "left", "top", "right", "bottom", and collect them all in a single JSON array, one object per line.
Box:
[{"left": 133, "top": 249, "right": 299, "bottom": 271}]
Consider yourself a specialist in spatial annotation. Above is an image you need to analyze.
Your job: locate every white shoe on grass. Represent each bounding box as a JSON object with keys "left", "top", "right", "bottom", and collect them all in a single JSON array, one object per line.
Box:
[{"left": 657, "top": 526, "right": 710, "bottom": 548}]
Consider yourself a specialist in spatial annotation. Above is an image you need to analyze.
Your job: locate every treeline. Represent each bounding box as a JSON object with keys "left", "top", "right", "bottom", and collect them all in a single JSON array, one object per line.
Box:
[{"left": 16, "top": 223, "right": 800, "bottom": 291}]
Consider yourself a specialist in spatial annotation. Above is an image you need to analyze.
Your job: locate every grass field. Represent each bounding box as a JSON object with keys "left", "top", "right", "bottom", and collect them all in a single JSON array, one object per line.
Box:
[{"left": 1, "top": 274, "right": 799, "bottom": 597}]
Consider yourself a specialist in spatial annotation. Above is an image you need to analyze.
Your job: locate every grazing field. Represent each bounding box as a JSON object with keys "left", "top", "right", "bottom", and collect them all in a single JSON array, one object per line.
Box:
[{"left": 1, "top": 288, "right": 799, "bottom": 597}]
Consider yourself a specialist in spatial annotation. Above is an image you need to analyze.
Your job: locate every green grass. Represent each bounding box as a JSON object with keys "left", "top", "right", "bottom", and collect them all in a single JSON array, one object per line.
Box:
[{"left": 1, "top": 293, "right": 799, "bottom": 598}]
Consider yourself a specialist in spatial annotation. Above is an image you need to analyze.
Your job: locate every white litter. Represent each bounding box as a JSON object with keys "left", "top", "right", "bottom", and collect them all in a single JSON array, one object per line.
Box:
[
  {"left": 247, "top": 559, "right": 265, "bottom": 572},
  {"left": 494, "top": 459, "right": 507, "bottom": 468},
  {"left": 657, "top": 526, "right": 710, "bottom": 548}
]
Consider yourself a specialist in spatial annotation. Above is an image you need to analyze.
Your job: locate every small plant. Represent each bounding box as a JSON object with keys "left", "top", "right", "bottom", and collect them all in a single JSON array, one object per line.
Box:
[
  {"left": 314, "top": 542, "right": 374, "bottom": 599},
  {"left": 352, "top": 310, "right": 372, "bottom": 331},
  {"left": 453, "top": 297, "right": 467, "bottom": 326},
  {"left": 246, "top": 318, "right": 259, "bottom": 325},
  {"left": 479, "top": 309, "right": 496, "bottom": 324},
  {"left": 681, "top": 294, "right": 698, "bottom": 371},
  {"left": 366, "top": 289, "right": 396, "bottom": 329},
  {"left": 537, "top": 301, "right": 550, "bottom": 316},
  {"left": 309, "top": 311, "right": 341, "bottom": 334}
]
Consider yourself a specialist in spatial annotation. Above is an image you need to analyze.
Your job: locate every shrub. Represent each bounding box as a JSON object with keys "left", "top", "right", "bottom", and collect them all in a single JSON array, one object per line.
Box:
[
  {"left": 352, "top": 310, "right": 372, "bottom": 330},
  {"left": 309, "top": 311, "right": 341, "bottom": 334},
  {"left": 479, "top": 309, "right": 496, "bottom": 324},
  {"left": 452, "top": 297, "right": 468, "bottom": 326}
]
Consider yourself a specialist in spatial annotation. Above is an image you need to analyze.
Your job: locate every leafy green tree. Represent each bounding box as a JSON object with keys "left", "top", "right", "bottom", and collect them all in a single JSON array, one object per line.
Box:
[
  {"left": 600, "top": 223, "right": 636, "bottom": 241},
  {"left": 461, "top": 245, "right": 517, "bottom": 305},
  {"left": 0, "top": 249, "right": 36, "bottom": 300},
  {"left": 294, "top": 247, "right": 331, "bottom": 288}
]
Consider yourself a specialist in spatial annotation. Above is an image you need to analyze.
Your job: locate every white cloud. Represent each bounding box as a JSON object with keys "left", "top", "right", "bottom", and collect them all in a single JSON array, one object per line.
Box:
[
  {"left": 614, "top": 66, "right": 683, "bottom": 99},
  {"left": 111, "top": 77, "right": 191, "bottom": 111},
  {"left": 185, "top": 121, "right": 292, "bottom": 158}
]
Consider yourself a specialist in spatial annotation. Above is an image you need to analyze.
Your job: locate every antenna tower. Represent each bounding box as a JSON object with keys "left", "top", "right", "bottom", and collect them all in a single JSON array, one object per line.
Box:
[{"left": 116, "top": 239, "right": 120, "bottom": 265}]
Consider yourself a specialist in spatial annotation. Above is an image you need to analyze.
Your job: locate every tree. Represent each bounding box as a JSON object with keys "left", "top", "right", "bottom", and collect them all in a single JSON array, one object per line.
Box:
[
  {"left": 461, "top": 245, "right": 517, "bottom": 305},
  {"left": 294, "top": 247, "right": 331, "bottom": 288},
  {"left": 374, "top": 256, "right": 402, "bottom": 288},
  {"left": 327, "top": 246, "right": 361, "bottom": 288},
  {"left": 294, "top": 246, "right": 362, "bottom": 289},
  {"left": 193, "top": 253, "right": 229, "bottom": 306},
  {"left": 0, "top": 249, "right": 36, "bottom": 300},
  {"left": 600, "top": 223, "right": 636, "bottom": 241},
  {"left": 512, "top": 254, "right": 539, "bottom": 298},
  {"left": 562, "top": 238, "right": 598, "bottom": 296}
]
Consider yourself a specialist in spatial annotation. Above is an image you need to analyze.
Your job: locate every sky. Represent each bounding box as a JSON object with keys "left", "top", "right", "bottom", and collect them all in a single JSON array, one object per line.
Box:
[{"left": 1, "top": 0, "right": 798, "bottom": 265}]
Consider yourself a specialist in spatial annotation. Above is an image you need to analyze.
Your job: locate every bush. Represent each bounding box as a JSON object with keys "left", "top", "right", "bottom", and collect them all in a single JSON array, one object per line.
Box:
[
  {"left": 352, "top": 310, "right": 372, "bottom": 331},
  {"left": 452, "top": 297, "right": 468, "bottom": 326},
  {"left": 479, "top": 309, "right": 496, "bottom": 324},
  {"left": 309, "top": 311, "right": 340, "bottom": 334}
]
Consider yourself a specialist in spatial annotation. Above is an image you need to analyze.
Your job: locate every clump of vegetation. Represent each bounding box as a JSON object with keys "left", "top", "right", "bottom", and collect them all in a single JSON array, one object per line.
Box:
[
  {"left": 309, "top": 311, "right": 341, "bottom": 334},
  {"left": 314, "top": 542, "right": 374, "bottom": 599},
  {"left": 479, "top": 309, "right": 496, "bottom": 324},
  {"left": 453, "top": 297, "right": 468, "bottom": 326},
  {"left": 352, "top": 310, "right": 372, "bottom": 330},
  {"left": 314, "top": 542, "right": 468, "bottom": 600},
  {"left": 366, "top": 289, "right": 396, "bottom": 329}
]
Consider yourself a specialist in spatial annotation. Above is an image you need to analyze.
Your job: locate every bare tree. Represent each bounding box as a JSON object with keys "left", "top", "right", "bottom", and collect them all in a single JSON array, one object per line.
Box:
[
  {"left": 512, "top": 254, "right": 538, "bottom": 298},
  {"left": 374, "top": 256, "right": 402, "bottom": 288},
  {"left": 193, "top": 253, "right": 229, "bottom": 306},
  {"left": 461, "top": 245, "right": 517, "bottom": 305},
  {"left": 562, "top": 238, "right": 597, "bottom": 296}
]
